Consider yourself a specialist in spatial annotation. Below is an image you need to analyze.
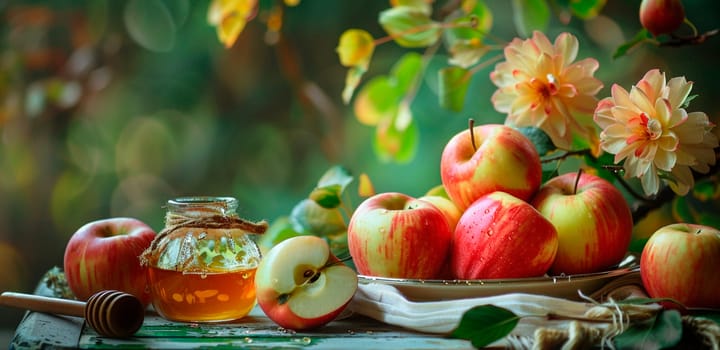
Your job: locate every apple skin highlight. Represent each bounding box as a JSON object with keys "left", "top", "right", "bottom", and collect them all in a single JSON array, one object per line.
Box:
[
  {"left": 63, "top": 217, "right": 156, "bottom": 307},
  {"left": 451, "top": 191, "right": 558, "bottom": 280},
  {"left": 531, "top": 172, "right": 633, "bottom": 275},
  {"left": 440, "top": 124, "right": 542, "bottom": 211},
  {"left": 348, "top": 192, "right": 452, "bottom": 279}
]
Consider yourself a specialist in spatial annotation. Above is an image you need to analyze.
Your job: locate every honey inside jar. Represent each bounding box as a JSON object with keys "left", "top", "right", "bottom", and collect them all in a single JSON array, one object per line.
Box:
[
  {"left": 147, "top": 266, "right": 257, "bottom": 323},
  {"left": 141, "top": 197, "right": 267, "bottom": 323}
]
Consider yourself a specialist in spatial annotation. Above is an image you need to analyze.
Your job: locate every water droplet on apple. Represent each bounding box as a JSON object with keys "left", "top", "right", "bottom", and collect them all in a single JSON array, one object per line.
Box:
[{"left": 200, "top": 273, "right": 208, "bottom": 279}]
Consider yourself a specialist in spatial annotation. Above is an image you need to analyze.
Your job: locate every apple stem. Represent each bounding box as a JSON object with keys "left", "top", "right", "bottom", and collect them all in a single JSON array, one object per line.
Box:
[
  {"left": 468, "top": 118, "right": 477, "bottom": 152},
  {"left": 573, "top": 169, "right": 583, "bottom": 195}
]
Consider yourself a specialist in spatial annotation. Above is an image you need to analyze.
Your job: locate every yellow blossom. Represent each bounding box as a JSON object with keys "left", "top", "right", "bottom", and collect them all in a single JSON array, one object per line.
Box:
[
  {"left": 490, "top": 31, "right": 603, "bottom": 151},
  {"left": 594, "top": 69, "right": 718, "bottom": 196}
]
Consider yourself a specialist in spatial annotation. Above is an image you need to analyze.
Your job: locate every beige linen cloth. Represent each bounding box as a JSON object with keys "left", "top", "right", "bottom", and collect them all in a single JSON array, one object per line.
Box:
[{"left": 348, "top": 271, "right": 665, "bottom": 348}]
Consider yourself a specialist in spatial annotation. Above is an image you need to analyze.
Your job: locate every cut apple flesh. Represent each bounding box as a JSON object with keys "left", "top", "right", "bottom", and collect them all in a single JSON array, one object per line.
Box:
[
  {"left": 259, "top": 241, "right": 329, "bottom": 294},
  {"left": 287, "top": 264, "right": 358, "bottom": 319}
]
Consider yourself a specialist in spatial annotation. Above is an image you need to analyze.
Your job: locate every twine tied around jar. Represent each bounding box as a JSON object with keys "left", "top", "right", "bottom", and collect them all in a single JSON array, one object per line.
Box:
[{"left": 139, "top": 211, "right": 268, "bottom": 268}]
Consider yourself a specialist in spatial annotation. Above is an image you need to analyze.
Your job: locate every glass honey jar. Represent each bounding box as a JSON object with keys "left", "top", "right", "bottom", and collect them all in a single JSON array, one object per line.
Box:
[{"left": 141, "top": 196, "right": 267, "bottom": 323}]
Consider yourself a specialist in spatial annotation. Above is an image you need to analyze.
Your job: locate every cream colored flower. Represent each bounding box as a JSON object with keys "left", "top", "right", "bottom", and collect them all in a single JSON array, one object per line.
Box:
[
  {"left": 491, "top": 31, "right": 603, "bottom": 150},
  {"left": 594, "top": 69, "right": 718, "bottom": 196}
]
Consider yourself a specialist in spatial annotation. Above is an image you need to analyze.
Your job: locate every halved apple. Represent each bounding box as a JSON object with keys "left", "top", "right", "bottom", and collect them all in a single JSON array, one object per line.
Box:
[{"left": 254, "top": 235, "right": 358, "bottom": 330}]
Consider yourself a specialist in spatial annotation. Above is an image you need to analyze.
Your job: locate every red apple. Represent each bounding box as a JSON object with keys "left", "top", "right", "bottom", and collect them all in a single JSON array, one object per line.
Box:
[
  {"left": 63, "top": 218, "right": 156, "bottom": 306},
  {"left": 255, "top": 236, "right": 358, "bottom": 330},
  {"left": 440, "top": 124, "right": 542, "bottom": 211},
  {"left": 531, "top": 172, "right": 633, "bottom": 275},
  {"left": 452, "top": 191, "right": 558, "bottom": 279},
  {"left": 419, "top": 185, "right": 462, "bottom": 232},
  {"left": 347, "top": 192, "right": 452, "bottom": 279},
  {"left": 639, "top": 0, "right": 685, "bottom": 36},
  {"left": 640, "top": 223, "right": 720, "bottom": 308}
]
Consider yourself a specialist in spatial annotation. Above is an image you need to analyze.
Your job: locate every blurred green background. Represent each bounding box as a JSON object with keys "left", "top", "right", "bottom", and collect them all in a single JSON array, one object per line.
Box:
[{"left": 1, "top": 0, "right": 718, "bottom": 335}]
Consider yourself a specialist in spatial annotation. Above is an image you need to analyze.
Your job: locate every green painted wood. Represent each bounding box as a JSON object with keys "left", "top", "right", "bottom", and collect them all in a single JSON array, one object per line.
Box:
[{"left": 9, "top": 270, "right": 475, "bottom": 349}]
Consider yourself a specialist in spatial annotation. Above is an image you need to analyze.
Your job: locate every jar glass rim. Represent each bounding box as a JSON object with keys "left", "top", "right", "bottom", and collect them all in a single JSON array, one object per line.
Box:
[{"left": 167, "top": 196, "right": 237, "bottom": 209}]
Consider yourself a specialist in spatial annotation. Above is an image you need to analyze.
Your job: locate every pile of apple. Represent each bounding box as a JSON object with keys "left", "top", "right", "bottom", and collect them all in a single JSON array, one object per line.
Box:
[{"left": 348, "top": 124, "right": 634, "bottom": 280}]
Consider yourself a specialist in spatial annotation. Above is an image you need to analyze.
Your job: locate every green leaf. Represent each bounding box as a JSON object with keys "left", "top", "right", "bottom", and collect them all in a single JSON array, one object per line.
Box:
[
  {"left": 450, "top": 305, "right": 520, "bottom": 348},
  {"left": 317, "top": 165, "right": 354, "bottom": 191},
  {"left": 379, "top": 6, "right": 441, "bottom": 48},
  {"left": 613, "top": 310, "right": 683, "bottom": 349},
  {"left": 439, "top": 66, "right": 471, "bottom": 112},
  {"left": 336, "top": 29, "right": 375, "bottom": 68},
  {"left": 517, "top": 126, "right": 555, "bottom": 157},
  {"left": 309, "top": 185, "right": 343, "bottom": 209},
  {"left": 680, "top": 94, "right": 698, "bottom": 109},
  {"left": 289, "top": 199, "right": 347, "bottom": 236},
  {"left": 583, "top": 151, "right": 617, "bottom": 183},
  {"left": 124, "top": 0, "right": 176, "bottom": 52},
  {"left": 390, "top": 0, "right": 432, "bottom": 15},
  {"left": 390, "top": 52, "right": 423, "bottom": 94},
  {"left": 569, "top": 0, "right": 606, "bottom": 19},
  {"left": 510, "top": 0, "right": 550, "bottom": 38},
  {"left": 342, "top": 65, "right": 367, "bottom": 104},
  {"left": 311, "top": 165, "right": 354, "bottom": 210},
  {"left": 353, "top": 76, "right": 401, "bottom": 125},
  {"left": 613, "top": 28, "right": 653, "bottom": 59},
  {"left": 444, "top": 1, "right": 492, "bottom": 68},
  {"left": 257, "top": 217, "right": 303, "bottom": 253},
  {"left": 374, "top": 114, "right": 419, "bottom": 163}
]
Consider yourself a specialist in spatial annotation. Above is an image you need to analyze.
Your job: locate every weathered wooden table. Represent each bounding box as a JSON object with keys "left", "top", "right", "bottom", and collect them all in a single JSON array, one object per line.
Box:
[{"left": 7, "top": 278, "right": 475, "bottom": 349}]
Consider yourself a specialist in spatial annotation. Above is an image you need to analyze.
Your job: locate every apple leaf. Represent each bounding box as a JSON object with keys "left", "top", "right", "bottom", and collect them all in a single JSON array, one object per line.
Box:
[
  {"left": 342, "top": 65, "right": 367, "bottom": 104},
  {"left": 556, "top": 0, "right": 606, "bottom": 20},
  {"left": 613, "top": 29, "right": 652, "bottom": 59},
  {"left": 510, "top": 0, "right": 550, "bottom": 38},
  {"left": 336, "top": 29, "right": 375, "bottom": 68},
  {"left": 390, "top": 52, "right": 423, "bottom": 95},
  {"left": 517, "top": 126, "right": 555, "bottom": 157},
  {"left": 569, "top": 0, "right": 606, "bottom": 19},
  {"left": 379, "top": 6, "right": 441, "bottom": 48},
  {"left": 353, "top": 76, "right": 401, "bottom": 126},
  {"left": 358, "top": 173, "right": 376, "bottom": 197},
  {"left": 289, "top": 199, "right": 347, "bottom": 236},
  {"left": 449, "top": 305, "right": 520, "bottom": 348},
  {"left": 374, "top": 111, "right": 419, "bottom": 163},
  {"left": 439, "top": 66, "right": 471, "bottom": 112},
  {"left": 309, "top": 185, "right": 343, "bottom": 209},
  {"left": 613, "top": 310, "right": 683, "bottom": 349},
  {"left": 390, "top": 0, "right": 432, "bottom": 15},
  {"left": 310, "top": 165, "right": 354, "bottom": 209},
  {"left": 583, "top": 151, "right": 617, "bottom": 184},
  {"left": 317, "top": 165, "right": 354, "bottom": 192},
  {"left": 256, "top": 217, "right": 303, "bottom": 254},
  {"left": 443, "top": 0, "right": 493, "bottom": 68}
]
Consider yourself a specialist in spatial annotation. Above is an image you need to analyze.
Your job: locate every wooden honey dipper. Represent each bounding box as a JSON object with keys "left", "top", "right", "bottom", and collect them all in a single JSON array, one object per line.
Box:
[{"left": 0, "top": 289, "right": 145, "bottom": 338}]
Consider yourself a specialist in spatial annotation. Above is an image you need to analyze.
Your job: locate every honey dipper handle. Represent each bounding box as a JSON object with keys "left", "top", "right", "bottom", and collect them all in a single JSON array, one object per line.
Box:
[{"left": 0, "top": 291, "right": 86, "bottom": 318}]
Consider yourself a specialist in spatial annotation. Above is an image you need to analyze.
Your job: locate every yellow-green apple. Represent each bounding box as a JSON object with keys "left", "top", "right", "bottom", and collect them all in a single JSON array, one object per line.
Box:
[
  {"left": 640, "top": 223, "right": 720, "bottom": 308},
  {"left": 63, "top": 218, "right": 156, "bottom": 306},
  {"left": 451, "top": 191, "right": 558, "bottom": 279},
  {"left": 348, "top": 192, "right": 452, "bottom": 279},
  {"left": 531, "top": 172, "right": 633, "bottom": 275},
  {"left": 255, "top": 235, "right": 358, "bottom": 330},
  {"left": 440, "top": 124, "right": 542, "bottom": 211},
  {"left": 419, "top": 185, "right": 462, "bottom": 232}
]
